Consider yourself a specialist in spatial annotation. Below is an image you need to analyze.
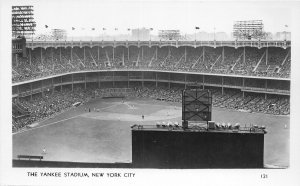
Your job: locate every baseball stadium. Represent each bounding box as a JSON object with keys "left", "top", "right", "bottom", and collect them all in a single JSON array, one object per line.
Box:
[{"left": 11, "top": 6, "right": 290, "bottom": 168}]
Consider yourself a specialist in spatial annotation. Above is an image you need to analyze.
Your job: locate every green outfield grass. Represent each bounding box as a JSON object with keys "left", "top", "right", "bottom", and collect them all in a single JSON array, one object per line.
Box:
[{"left": 13, "top": 98, "right": 289, "bottom": 167}]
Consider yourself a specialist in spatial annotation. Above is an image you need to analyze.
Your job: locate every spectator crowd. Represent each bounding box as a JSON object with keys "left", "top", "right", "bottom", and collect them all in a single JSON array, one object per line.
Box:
[
  {"left": 12, "top": 86, "right": 290, "bottom": 133},
  {"left": 12, "top": 46, "right": 291, "bottom": 83}
]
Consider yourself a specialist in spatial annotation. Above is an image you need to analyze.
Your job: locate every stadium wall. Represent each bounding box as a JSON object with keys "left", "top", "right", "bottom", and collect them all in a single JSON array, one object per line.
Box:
[{"left": 12, "top": 70, "right": 290, "bottom": 99}]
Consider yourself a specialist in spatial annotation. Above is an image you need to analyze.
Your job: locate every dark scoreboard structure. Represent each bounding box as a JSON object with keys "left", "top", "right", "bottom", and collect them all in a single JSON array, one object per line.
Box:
[
  {"left": 131, "top": 126, "right": 265, "bottom": 168},
  {"left": 131, "top": 89, "right": 266, "bottom": 168}
]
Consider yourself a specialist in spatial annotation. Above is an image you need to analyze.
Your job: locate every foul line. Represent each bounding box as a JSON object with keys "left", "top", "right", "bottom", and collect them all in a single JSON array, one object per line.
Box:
[
  {"left": 13, "top": 103, "right": 122, "bottom": 135},
  {"left": 13, "top": 115, "right": 81, "bottom": 135}
]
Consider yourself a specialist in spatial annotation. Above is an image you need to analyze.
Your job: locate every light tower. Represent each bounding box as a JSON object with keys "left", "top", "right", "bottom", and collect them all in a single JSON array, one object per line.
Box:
[{"left": 12, "top": 5, "right": 36, "bottom": 38}]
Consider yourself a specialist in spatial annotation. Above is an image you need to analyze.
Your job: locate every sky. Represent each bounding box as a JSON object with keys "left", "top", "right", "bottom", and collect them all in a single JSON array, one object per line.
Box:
[{"left": 10, "top": 0, "right": 294, "bottom": 36}]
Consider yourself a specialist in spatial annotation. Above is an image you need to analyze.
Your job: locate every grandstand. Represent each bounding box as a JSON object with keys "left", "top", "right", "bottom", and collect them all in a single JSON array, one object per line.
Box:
[
  {"left": 12, "top": 40, "right": 290, "bottom": 133},
  {"left": 12, "top": 40, "right": 291, "bottom": 82}
]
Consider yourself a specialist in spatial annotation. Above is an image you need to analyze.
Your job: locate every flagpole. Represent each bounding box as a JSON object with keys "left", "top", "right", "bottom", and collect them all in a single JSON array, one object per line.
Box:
[
  {"left": 150, "top": 28, "right": 153, "bottom": 41},
  {"left": 214, "top": 27, "right": 216, "bottom": 41},
  {"left": 102, "top": 28, "right": 104, "bottom": 41},
  {"left": 284, "top": 25, "right": 288, "bottom": 41},
  {"left": 195, "top": 28, "right": 196, "bottom": 41},
  {"left": 127, "top": 28, "right": 130, "bottom": 41},
  {"left": 71, "top": 27, "right": 74, "bottom": 41},
  {"left": 114, "top": 28, "right": 116, "bottom": 41}
]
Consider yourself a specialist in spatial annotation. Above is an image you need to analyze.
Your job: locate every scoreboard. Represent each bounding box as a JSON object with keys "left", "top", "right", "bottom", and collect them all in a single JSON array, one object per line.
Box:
[
  {"left": 182, "top": 89, "right": 212, "bottom": 128},
  {"left": 158, "top": 30, "right": 181, "bottom": 40}
]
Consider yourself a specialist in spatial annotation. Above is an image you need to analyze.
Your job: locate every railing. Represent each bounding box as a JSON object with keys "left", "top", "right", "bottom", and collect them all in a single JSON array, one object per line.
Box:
[
  {"left": 26, "top": 40, "right": 291, "bottom": 49},
  {"left": 131, "top": 124, "right": 266, "bottom": 134},
  {"left": 242, "top": 87, "right": 290, "bottom": 94}
]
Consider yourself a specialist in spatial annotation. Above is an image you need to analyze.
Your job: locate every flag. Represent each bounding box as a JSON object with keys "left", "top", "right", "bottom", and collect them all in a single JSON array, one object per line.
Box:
[
  {"left": 45, "top": 25, "right": 48, "bottom": 28},
  {"left": 150, "top": 28, "right": 153, "bottom": 31},
  {"left": 195, "top": 27, "right": 200, "bottom": 29},
  {"left": 115, "top": 28, "right": 118, "bottom": 30},
  {"left": 127, "top": 28, "right": 131, "bottom": 31},
  {"left": 72, "top": 27, "right": 75, "bottom": 30},
  {"left": 285, "top": 25, "right": 288, "bottom": 27},
  {"left": 92, "top": 28, "right": 95, "bottom": 30},
  {"left": 103, "top": 28, "right": 106, "bottom": 30}
]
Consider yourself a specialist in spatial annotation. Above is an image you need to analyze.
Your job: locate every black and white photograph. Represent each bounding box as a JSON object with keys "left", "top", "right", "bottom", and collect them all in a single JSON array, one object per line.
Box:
[{"left": 1, "top": 0, "right": 300, "bottom": 185}]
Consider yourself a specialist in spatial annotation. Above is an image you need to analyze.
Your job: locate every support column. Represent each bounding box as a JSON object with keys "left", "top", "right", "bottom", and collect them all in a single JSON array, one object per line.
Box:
[
  {"left": 51, "top": 48, "right": 54, "bottom": 70},
  {"left": 83, "top": 47, "right": 86, "bottom": 61},
  {"left": 142, "top": 71, "right": 144, "bottom": 87},
  {"left": 202, "top": 75, "right": 205, "bottom": 89},
  {"left": 52, "top": 78, "right": 54, "bottom": 94},
  {"left": 71, "top": 47, "right": 73, "bottom": 62},
  {"left": 156, "top": 73, "right": 158, "bottom": 87},
  {"left": 184, "top": 74, "right": 187, "bottom": 89},
  {"left": 113, "top": 71, "right": 115, "bottom": 87},
  {"left": 72, "top": 74, "right": 74, "bottom": 91},
  {"left": 127, "top": 47, "right": 129, "bottom": 61},
  {"left": 141, "top": 47, "right": 144, "bottom": 60},
  {"left": 202, "top": 47, "right": 205, "bottom": 62},
  {"left": 30, "top": 83, "right": 32, "bottom": 101},
  {"left": 59, "top": 47, "right": 62, "bottom": 62},
  {"left": 97, "top": 46, "right": 100, "bottom": 60},
  {"left": 242, "top": 78, "right": 245, "bottom": 87},
  {"left": 222, "top": 47, "right": 224, "bottom": 63},
  {"left": 98, "top": 72, "right": 100, "bottom": 89},
  {"left": 112, "top": 47, "right": 115, "bottom": 62},
  {"left": 242, "top": 78, "right": 245, "bottom": 98},
  {"left": 243, "top": 47, "right": 246, "bottom": 64},
  {"left": 41, "top": 80, "right": 44, "bottom": 96},
  {"left": 29, "top": 49, "right": 32, "bottom": 65},
  {"left": 60, "top": 76, "right": 62, "bottom": 92},
  {"left": 128, "top": 72, "right": 130, "bottom": 88},
  {"left": 168, "top": 73, "right": 171, "bottom": 89},
  {"left": 15, "top": 54, "right": 18, "bottom": 67},
  {"left": 265, "top": 93, "right": 267, "bottom": 99},
  {"left": 155, "top": 46, "right": 158, "bottom": 60},
  {"left": 17, "top": 86, "right": 20, "bottom": 102},
  {"left": 266, "top": 47, "right": 268, "bottom": 65},
  {"left": 41, "top": 48, "right": 43, "bottom": 64},
  {"left": 184, "top": 47, "right": 187, "bottom": 63}
]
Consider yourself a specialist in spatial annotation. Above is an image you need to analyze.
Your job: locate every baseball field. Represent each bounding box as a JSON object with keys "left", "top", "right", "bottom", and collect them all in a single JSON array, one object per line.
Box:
[{"left": 13, "top": 97, "right": 289, "bottom": 167}]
